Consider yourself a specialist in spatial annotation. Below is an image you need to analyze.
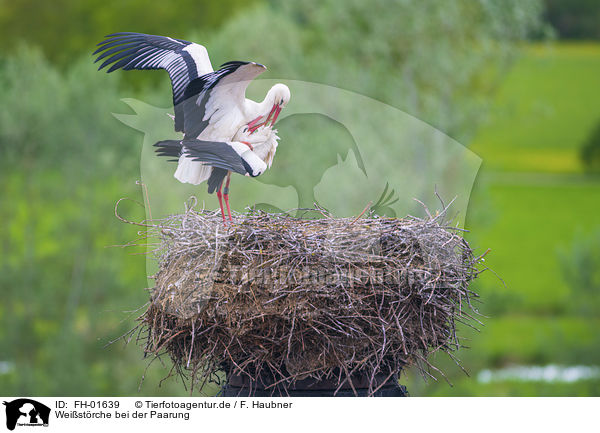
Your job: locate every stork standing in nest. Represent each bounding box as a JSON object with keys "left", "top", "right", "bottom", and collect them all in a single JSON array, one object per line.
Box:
[{"left": 94, "top": 32, "right": 290, "bottom": 222}]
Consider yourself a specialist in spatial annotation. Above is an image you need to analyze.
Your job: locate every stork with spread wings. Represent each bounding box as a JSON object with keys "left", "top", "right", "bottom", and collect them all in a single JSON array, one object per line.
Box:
[{"left": 94, "top": 32, "right": 290, "bottom": 222}]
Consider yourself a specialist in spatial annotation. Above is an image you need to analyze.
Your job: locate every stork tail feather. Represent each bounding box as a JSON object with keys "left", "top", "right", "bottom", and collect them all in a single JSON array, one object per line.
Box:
[
  {"left": 174, "top": 155, "right": 213, "bottom": 185},
  {"left": 154, "top": 140, "right": 213, "bottom": 185}
]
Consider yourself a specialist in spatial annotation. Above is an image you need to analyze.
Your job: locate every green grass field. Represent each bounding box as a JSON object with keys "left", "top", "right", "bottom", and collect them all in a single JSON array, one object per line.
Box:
[
  {"left": 471, "top": 43, "right": 600, "bottom": 173},
  {"left": 468, "top": 178, "right": 600, "bottom": 313},
  {"left": 416, "top": 42, "right": 600, "bottom": 396}
]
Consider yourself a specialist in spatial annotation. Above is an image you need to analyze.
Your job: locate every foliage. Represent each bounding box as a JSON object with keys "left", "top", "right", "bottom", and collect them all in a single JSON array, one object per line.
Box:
[
  {"left": 558, "top": 228, "right": 600, "bottom": 315},
  {"left": 580, "top": 120, "right": 600, "bottom": 172},
  {"left": 208, "top": 0, "right": 546, "bottom": 144},
  {"left": 0, "top": 47, "right": 140, "bottom": 174},
  {"left": 544, "top": 0, "right": 600, "bottom": 40},
  {"left": 0, "top": 0, "right": 260, "bottom": 67},
  {"left": 0, "top": 47, "right": 182, "bottom": 395}
]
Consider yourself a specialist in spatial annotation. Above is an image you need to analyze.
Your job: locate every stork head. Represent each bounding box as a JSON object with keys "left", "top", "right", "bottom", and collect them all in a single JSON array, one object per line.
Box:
[
  {"left": 248, "top": 84, "right": 291, "bottom": 133},
  {"left": 268, "top": 83, "right": 291, "bottom": 108},
  {"left": 264, "top": 84, "right": 290, "bottom": 126}
]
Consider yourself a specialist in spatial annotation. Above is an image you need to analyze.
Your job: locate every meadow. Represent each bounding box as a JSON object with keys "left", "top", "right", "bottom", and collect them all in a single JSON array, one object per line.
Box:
[
  {"left": 402, "top": 43, "right": 600, "bottom": 396},
  {"left": 470, "top": 43, "right": 600, "bottom": 173}
]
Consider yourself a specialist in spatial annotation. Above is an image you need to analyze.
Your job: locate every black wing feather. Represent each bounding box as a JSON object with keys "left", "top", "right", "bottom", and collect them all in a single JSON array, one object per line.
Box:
[
  {"left": 94, "top": 32, "right": 199, "bottom": 107},
  {"left": 94, "top": 43, "right": 140, "bottom": 62},
  {"left": 182, "top": 140, "right": 247, "bottom": 175},
  {"left": 95, "top": 33, "right": 263, "bottom": 138},
  {"left": 153, "top": 140, "right": 182, "bottom": 159},
  {"left": 153, "top": 139, "right": 248, "bottom": 176},
  {"left": 207, "top": 168, "right": 228, "bottom": 194}
]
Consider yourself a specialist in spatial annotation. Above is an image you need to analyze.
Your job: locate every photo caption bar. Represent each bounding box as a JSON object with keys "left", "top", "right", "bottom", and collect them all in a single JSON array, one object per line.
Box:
[{"left": 1, "top": 397, "right": 596, "bottom": 432}]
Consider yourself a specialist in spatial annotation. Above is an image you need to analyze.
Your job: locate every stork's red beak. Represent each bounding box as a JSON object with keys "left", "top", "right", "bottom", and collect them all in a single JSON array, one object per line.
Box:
[
  {"left": 264, "top": 104, "right": 278, "bottom": 125},
  {"left": 247, "top": 116, "right": 262, "bottom": 131},
  {"left": 270, "top": 105, "right": 282, "bottom": 126},
  {"left": 247, "top": 104, "right": 281, "bottom": 134}
]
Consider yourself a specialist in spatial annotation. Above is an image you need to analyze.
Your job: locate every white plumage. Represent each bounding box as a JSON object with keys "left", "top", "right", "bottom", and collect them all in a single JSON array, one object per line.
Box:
[{"left": 95, "top": 32, "right": 290, "bottom": 221}]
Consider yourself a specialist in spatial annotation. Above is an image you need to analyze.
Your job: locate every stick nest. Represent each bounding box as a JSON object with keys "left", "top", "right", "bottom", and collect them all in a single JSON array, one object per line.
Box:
[{"left": 138, "top": 206, "right": 482, "bottom": 395}]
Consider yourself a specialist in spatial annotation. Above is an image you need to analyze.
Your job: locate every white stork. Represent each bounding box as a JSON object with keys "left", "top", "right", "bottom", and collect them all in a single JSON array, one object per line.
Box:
[{"left": 94, "top": 32, "right": 290, "bottom": 221}]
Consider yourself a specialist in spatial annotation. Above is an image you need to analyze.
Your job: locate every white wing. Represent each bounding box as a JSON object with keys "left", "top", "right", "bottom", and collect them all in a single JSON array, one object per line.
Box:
[
  {"left": 235, "top": 126, "right": 280, "bottom": 169},
  {"left": 180, "top": 62, "right": 267, "bottom": 139}
]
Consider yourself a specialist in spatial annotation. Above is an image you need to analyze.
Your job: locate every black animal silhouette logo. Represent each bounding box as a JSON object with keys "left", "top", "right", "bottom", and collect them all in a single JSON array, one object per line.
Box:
[{"left": 3, "top": 399, "right": 50, "bottom": 431}]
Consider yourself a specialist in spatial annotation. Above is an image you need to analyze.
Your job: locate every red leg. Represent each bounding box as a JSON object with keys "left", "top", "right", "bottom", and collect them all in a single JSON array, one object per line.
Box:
[
  {"left": 223, "top": 172, "right": 233, "bottom": 222},
  {"left": 216, "top": 183, "right": 226, "bottom": 223}
]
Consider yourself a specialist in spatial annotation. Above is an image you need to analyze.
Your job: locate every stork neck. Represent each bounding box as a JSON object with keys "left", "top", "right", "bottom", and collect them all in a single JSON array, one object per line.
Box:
[{"left": 260, "top": 93, "right": 275, "bottom": 113}]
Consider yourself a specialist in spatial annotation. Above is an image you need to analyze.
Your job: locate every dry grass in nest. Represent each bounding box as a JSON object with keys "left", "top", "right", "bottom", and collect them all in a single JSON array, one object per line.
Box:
[{"left": 127, "top": 202, "right": 484, "bottom": 396}]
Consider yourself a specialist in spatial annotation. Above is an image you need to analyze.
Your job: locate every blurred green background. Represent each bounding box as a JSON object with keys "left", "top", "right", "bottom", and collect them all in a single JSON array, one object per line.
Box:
[{"left": 1, "top": 0, "right": 599, "bottom": 396}]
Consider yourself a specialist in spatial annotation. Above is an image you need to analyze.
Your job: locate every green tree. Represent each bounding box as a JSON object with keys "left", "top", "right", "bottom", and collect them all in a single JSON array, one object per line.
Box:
[
  {"left": 544, "top": 0, "right": 600, "bottom": 39},
  {"left": 558, "top": 229, "right": 600, "bottom": 316},
  {"left": 208, "top": 0, "right": 546, "bottom": 143},
  {"left": 0, "top": 0, "right": 260, "bottom": 66},
  {"left": 580, "top": 120, "right": 600, "bottom": 172}
]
